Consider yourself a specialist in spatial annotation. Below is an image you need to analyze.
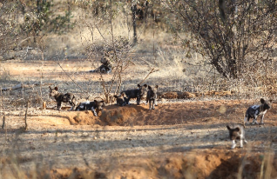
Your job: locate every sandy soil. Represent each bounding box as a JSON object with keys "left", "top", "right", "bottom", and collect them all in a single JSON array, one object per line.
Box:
[{"left": 1, "top": 60, "right": 277, "bottom": 178}]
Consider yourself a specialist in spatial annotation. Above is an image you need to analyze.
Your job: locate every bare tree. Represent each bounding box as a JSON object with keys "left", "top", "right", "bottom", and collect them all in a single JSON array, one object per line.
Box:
[
  {"left": 167, "top": 0, "right": 277, "bottom": 79},
  {"left": 83, "top": 0, "right": 133, "bottom": 103}
]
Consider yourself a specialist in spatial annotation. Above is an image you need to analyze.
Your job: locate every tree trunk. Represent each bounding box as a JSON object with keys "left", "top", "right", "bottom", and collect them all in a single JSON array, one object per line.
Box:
[{"left": 131, "top": 4, "right": 137, "bottom": 44}]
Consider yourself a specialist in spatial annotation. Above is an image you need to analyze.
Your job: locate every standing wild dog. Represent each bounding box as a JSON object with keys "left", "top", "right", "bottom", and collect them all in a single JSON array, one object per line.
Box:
[
  {"left": 113, "top": 92, "right": 127, "bottom": 106},
  {"left": 146, "top": 85, "right": 158, "bottom": 110},
  {"left": 244, "top": 98, "right": 271, "bottom": 125},
  {"left": 49, "top": 86, "right": 76, "bottom": 111},
  {"left": 75, "top": 100, "right": 105, "bottom": 116},
  {"left": 121, "top": 84, "right": 148, "bottom": 105},
  {"left": 226, "top": 125, "right": 247, "bottom": 149}
]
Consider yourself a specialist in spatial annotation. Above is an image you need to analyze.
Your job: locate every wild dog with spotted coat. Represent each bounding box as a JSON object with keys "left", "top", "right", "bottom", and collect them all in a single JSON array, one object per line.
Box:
[
  {"left": 146, "top": 85, "right": 158, "bottom": 110},
  {"left": 244, "top": 98, "right": 271, "bottom": 125},
  {"left": 75, "top": 100, "right": 105, "bottom": 116},
  {"left": 121, "top": 84, "right": 148, "bottom": 105},
  {"left": 49, "top": 86, "right": 76, "bottom": 111},
  {"left": 226, "top": 125, "right": 247, "bottom": 149},
  {"left": 113, "top": 93, "right": 127, "bottom": 106}
]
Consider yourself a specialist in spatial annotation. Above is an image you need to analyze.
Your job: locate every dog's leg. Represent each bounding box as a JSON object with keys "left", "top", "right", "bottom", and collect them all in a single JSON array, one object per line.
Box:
[
  {"left": 126, "top": 98, "right": 131, "bottom": 105},
  {"left": 252, "top": 110, "right": 259, "bottom": 124},
  {"left": 239, "top": 139, "right": 243, "bottom": 148},
  {"left": 57, "top": 101, "right": 62, "bottom": 111},
  {"left": 244, "top": 138, "right": 248, "bottom": 144},
  {"left": 260, "top": 114, "right": 265, "bottom": 125},
  {"left": 244, "top": 116, "right": 249, "bottom": 124},
  {"left": 68, "top": 101, "right": 74, "bottom": 111},
  {"left": 149, "top": 100, "right": 151, "bottom": 110},
  {"left": 152, "top": 99, "right": 155, "bottom": 110},
  {"left": 91, "top": 107, "right": 98, "bottom": 116},
  {"left": 252, "top": 115, "right": 258, "bottom": 125},
  {"left": 231, "top": 140, "right": 236, "bottom": 149},
  {"left": 137, "top": 97, "right": 141, "bottom": 105}
]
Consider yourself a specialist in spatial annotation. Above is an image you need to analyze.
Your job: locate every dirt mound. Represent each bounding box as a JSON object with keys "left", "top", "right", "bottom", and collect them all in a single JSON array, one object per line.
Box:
[
  {"left": 38, "top": 105, "right": 148, "bottom": 126},
  {"left": 100, "top": 105, "right": 147, "bottom": 126},
  {"left": 65, "top": 111, "right": 104, "bottom": 125}
]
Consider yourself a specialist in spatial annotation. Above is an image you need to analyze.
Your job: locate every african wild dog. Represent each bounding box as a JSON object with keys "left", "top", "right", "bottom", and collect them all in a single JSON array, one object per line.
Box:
[
  {"left": 244, "top": 98, "right": 271, "bottom": 125},
  {"left": 226, "top": 125, "right": 247, "bottom": 149},
  {"left": 113, "top": 93, "right": 127, "bottom": 106},
  {"left": 121, "top": 84, "right": 148, "bottom": 105},
  {"left": 49, "top": 86, "right": 76, "bottom": 111},
  {"left": 146, "top": 85, "right": 158, "bottom": 110},
  {"left": 75, "top": 100, "right": 105, "bottom": 116}
]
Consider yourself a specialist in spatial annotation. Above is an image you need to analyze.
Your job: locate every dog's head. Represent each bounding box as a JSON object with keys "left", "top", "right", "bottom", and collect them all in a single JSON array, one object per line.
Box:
[
  {"left": 226, "top": 125, "right": 241, "bottom": 140},
  {"left": 94, "top": 100, "right": 105, "bottom": 110},
  {"left": 138, "top": 84, "right": 148, "bottom": 96},
  {"left": 260, "top": 98, "right": 272, "bottom": 111},
  {"left": 148, "top": 85, "right": 158, "bottom": 91},
  {"left": 49, "top": 86, "right": 59, "bottom": 97}
]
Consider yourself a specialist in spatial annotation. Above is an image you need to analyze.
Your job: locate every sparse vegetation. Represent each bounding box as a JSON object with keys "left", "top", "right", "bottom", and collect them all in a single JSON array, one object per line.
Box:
[{"left": 1, "top": 0, "right": 277, "bottom": 179}]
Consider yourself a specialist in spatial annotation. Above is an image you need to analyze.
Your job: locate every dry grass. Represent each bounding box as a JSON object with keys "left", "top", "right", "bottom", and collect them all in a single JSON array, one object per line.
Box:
[{"left": 1, "top": 3, "right": 277, "bottom": 178}]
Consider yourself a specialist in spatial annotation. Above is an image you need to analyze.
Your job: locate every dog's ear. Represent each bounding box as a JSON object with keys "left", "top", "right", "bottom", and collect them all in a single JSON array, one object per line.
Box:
[
  {"left": 143, "top": 84, "right": 147, "bottom": 88},
  {"left": 137, "top": 84, "right": 141, "bottom": 88},
  {"left": 226, "top": 125, "right": 231, "bottom": 131},
  {"left": 54, "top": 87, "right": 58, "bottom": 91},
  {"left": 49, "top": 86, "right": 52, "bottom": 90},
  {"left": 260, "top": 98, "right": 265, "bottom": 104},
  {"left": 148, "top": 85, "right": 152, "bottom": 90},
  {"left": 113, "top": 95, "right": 118, "bottom": 98},
  {"left": 269, "top": 99, "right": 273, "bottom": 103},
  {"left": 94, "top": 100, "right": 97, "bottom": 103},
  {"left": 235, "top": 127, "right": 240, "bottom": 132},
  {"left": 155, "top": 85, "right": 159, "bottom": 88}
]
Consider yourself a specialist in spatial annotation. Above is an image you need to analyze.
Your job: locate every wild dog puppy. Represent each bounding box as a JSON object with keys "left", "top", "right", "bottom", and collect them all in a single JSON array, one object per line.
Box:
[
  {"left": 75, "top": 100, "right": 105, "bottom": 116},
  {"left": 49, "top": 86, "right": 76, "bottom": 111},
  {"left": 146, "top": 85, "right": 158, "bottom": 110},
  {"left": 113, "top": 93, "right": 127, "bottom": 106},
  {"left": 226, "top": 125, "right": 247, "bottom": 149},
  {"left": 121, "top": 84, "right": 148, "bottom": 105},
  {"left": 244, "top": 98, "right": 271, "bottom": 125}
]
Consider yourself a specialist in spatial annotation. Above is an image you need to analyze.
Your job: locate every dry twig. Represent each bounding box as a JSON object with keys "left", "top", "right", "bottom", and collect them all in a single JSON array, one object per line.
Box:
[{"left": 24, "top": 101, "right": 29, "bottom": 131}]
